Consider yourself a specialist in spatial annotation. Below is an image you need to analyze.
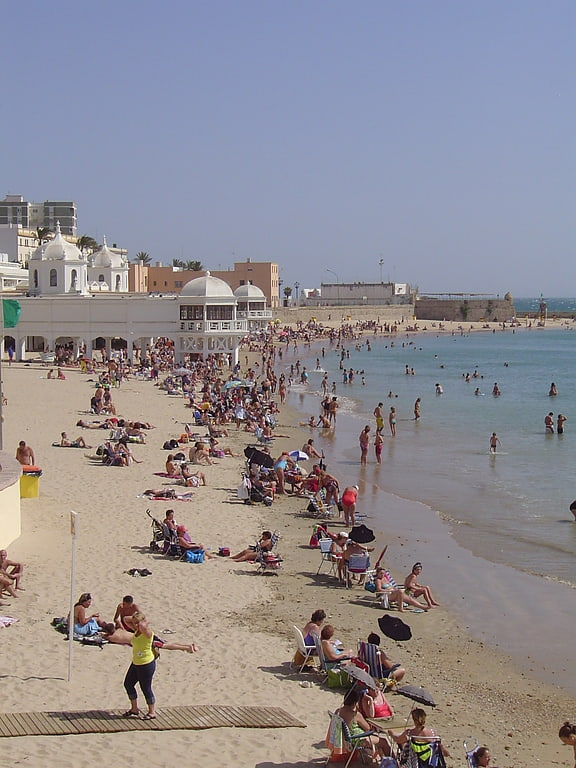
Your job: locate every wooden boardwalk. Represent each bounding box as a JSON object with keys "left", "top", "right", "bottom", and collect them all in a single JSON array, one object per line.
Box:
[{"left": 0, "top": 705, "right": 306, "bottom": 738}]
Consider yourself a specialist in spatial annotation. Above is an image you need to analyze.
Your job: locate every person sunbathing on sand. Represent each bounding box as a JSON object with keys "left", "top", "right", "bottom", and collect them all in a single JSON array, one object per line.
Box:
[
  {"left": 0, "top": 549, "right": 24, "bottom": 591},
  {"left": 114, "top": 595, "right": 141, "bottom": 631},
  {"left": 60, "top": 432, "right": 89, "bottom": 448},
  {"left": 69, "top": 593, "right": 108, "bottom": 636},
  {"left": 231, "top": 531, "right": 273, "bottom": 562},
  {"left": 374, "top": 567, "right": 428, "bottom": 612},
  {"left": 102, "top": 624, "right": 198, "bottom": 654},
  {"left": 181, "top": 464, "right": 207, "bottom": 486},
  {"left": 76, "top": 419, "right": 114, "bottom": 429},
  {"left": 404, "top": 562, "right": 440, "bottom": 607},
  {"left": 176, "top": 526, "right": 216, "bottom": 559},
  {"left": 165, "top": 454, "right": 182, "bottom": 476},
  {"left": 189, "top": 441, "right": 213, "bottom": 465}
]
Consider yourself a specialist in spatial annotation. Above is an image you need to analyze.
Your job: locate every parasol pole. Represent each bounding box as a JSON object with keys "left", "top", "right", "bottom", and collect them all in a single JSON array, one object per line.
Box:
[
  {"left": 375, "top": 545, "right": 388, "bottom": 569},
  {"left": 0, "top": 301, "right": 4, "bottom": 451},
  {"left": 68, "top": 511, "right": 78, "bottom": 683}
]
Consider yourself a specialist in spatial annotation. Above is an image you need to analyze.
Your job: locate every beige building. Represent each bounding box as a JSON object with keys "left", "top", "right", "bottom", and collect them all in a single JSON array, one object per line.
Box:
[{"left": 129, "top": 259, "right": 280, "bottom": 308}]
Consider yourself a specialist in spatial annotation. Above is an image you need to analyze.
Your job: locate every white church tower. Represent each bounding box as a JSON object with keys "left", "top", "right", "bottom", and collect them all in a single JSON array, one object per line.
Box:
[
  {"left": 87, "top": 236, "right": 129, "bottom": 292},
  {"left": 28, "top": 221, "right": 88, "bottom": 296}
]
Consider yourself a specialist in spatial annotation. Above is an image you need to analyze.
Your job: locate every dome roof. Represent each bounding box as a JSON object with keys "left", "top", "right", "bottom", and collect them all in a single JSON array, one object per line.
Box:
[
  {"left": 91, "top": 236, "right": 127, "bottom": 269},
  {"left": 234, "top": 283, "right": 265, "bottom": 299},
  {"left": 181, "top": 271, "right": 234, "bottom": 298},
  {"left": 30, "top": 221, "right": 83, "bottom": 262}
]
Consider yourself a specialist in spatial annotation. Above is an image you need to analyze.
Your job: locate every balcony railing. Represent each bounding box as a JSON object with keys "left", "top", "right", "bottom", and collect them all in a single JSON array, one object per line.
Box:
[
  {"left": 237, "top": 309, "right": 272, "bottom": 318},
  {"left": 179, "top": 320, "right": 248, "bottom": 333}
]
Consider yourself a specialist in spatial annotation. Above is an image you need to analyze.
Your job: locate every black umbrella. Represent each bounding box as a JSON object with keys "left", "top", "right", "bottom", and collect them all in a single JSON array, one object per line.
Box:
[
  {"left": 348, "top": 524, "right": 376, "bottom": 544},
  {"left": 394, "top": 684, "right": 436, "bottom": 707},
  {"left": 244, "top": 446, "right": 274, "bottom": 469},
  {"left": 378, "top": 614, "right": 412, "bottom": 642},
  {"left": 342, "top": 664, "right": 379, "bottom": 691}
]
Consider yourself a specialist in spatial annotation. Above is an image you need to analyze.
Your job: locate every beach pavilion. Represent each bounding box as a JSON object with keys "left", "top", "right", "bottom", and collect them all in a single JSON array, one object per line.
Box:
[{"left": 8, "top": 230, "right": 260, "bottom": 364}]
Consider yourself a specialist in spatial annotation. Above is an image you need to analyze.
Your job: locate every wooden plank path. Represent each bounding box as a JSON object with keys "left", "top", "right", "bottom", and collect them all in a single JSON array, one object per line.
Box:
[{"left": 0, "top": 705, "right": 306, "bottom": 738}]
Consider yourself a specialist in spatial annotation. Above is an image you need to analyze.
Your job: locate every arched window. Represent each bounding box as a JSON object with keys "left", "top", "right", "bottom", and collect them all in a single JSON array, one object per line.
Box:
[
  {"left": 98, "top": 274, "right": 105, "bottom": 282},
  {"left": 115, "top": 274, "right": 121, "bottom": 291},
  {"left": 49, "top": 268, "right": 57, "bottom": 287},
  {"left": 70, "top": 269, "right": 77, "bottom": 290},
  {"left": 33, "top": 269, "right": 38, "bottom": 288}
]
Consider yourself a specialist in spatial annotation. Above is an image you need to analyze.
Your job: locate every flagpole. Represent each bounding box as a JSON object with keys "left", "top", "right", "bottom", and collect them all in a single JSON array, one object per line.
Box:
[
  {"left": 0, "top": 299, "right": 4, "bottom": 451},
  {"left": 68, "top": 511, "right": 78, "bottom": 683}
]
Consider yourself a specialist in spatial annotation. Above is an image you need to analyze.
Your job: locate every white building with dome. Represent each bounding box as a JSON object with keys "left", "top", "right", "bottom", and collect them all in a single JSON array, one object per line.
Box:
[
  {"left": 87, "top": 236, "right": 129, "bottom": 292},
  {"left": 28, "top": 221, "right": 89, "bottom": 296},
  {"left": 234, "top": 283, "right": 271, "bottom": 330},
  {"left": 7, "top": 268, "right": 260, "bottom": 365}
]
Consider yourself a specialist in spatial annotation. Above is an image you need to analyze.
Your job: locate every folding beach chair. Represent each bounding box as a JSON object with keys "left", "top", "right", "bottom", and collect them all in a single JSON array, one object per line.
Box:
[
  {"left": 345, "top": 553, "right": 372, "bottom": 589},
  {"left": 357, "top": 641, "right": 401, "bottom": 683},
  {"left": 325, "top": 711, "right": 376, "bottom": 766},
  {"left": 254, "top": 530, "right": 282, "bottom": 574},
  {"left": 317, "top": 537, "right": 339, "bottom": 576},
  {"left": 400, "top": 737, "right": 446, "bottom": 768},
  {"left": 291, "top": 625, "right": 315, "bottom": 672},
  {"left": 463, "top": 739, "right": 479, "bottom": 768}
]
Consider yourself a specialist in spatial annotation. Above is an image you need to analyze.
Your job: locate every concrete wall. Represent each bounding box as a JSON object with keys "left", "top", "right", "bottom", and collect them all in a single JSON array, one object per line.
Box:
[
  {"left": 272, "top": 304, "right": 412, "bottom": 326},
  {"left": 415, "top": 297, "right": 516, "bottom": 322},
  {"left": 0, "top": 455, "right": 21, "bottom": 548}
]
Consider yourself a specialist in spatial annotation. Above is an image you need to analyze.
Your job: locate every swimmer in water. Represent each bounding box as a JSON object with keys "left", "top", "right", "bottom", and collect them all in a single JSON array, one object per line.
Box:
[{"left": 489, "top": 432, "right": 501, "bottom": 454}]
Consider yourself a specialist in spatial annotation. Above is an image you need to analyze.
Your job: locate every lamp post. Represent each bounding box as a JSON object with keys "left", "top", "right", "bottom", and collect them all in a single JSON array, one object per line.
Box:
[
  {"left": 379, "top": 258, "right": 384, "bottom": 283},
  {"left": 326, "top": 269, "right": 340, "bottom": 306},
  {"left": 294, "top": 281, "right": 300, "bottom": 307}
]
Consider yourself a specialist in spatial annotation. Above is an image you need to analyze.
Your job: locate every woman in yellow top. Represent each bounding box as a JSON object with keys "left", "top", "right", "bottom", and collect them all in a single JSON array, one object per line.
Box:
[{"left": 123, "top": 611, "right": 157, "bottom": 720}]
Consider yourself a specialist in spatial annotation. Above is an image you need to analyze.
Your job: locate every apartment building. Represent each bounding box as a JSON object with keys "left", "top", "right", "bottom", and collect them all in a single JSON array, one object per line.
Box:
[
  {"left": 129, "top": 259, "right": 280, "bottom": 308},
  {"left": 0, "top": 194, "right": 77, "bottom": 235}
]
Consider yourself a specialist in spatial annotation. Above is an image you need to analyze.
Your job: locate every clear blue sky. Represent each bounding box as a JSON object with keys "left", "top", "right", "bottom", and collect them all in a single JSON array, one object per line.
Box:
[{"left": 3, "top": 0, "right": 574, "bottom": 296}]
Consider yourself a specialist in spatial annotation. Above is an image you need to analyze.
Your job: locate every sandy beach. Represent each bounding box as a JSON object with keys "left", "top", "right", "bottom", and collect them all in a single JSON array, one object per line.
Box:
[{"left": 1, "top": 329, "right": 575, "bottom": 767}]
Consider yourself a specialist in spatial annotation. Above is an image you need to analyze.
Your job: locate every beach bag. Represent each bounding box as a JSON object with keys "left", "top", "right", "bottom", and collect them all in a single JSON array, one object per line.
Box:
[
  {"left": 327, "top": 667, "right": 352, "bottom": 689},
  {"left": 185, "top": 550, "right": 204, "bottom": 564},
  {"left": 218, "top": 547, "right": 230, "bottom": 557},
  {"left": 293, "top": 649, "right": 314, "bottom": 669},
  {"left": 364, "top": 579, "right": 376, "bottom": 593}
]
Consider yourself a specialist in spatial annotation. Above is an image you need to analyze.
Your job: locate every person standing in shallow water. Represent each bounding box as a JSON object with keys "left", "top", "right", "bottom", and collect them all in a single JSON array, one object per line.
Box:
[
  {"left": 359, "top": 425, "right": 370, "bottom": 465},
  {"left": 388, "top": 407, "right": 396, "bottom": 437},
  {"left": 545, "top": 412, "right": 555, "bottom": 433},
  {"left": 489, "top": 432, "right": 501, "bottom": 454}
]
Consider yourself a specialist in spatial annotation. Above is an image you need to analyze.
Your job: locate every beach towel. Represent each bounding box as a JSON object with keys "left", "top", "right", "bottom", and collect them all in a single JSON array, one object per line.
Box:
[
  {"left": 0, "top": 616, "right": 18, "bottom": 628},
  {"left": 153, "top": 472, "right": 181, "bottom": 477}
]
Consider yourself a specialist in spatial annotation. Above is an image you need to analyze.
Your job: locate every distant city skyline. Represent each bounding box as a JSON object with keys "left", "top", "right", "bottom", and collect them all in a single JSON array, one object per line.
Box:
[{"left": 2, "top": 1, "right": 574, "bottom": 296}]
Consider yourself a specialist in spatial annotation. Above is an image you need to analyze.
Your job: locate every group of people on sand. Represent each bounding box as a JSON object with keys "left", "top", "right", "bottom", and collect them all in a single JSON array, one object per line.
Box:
[{"left": 70, "top": 592, "right": 198, "bottom": 720}]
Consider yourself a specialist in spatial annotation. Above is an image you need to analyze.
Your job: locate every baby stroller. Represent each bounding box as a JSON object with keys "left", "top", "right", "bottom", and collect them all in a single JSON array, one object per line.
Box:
[
  {"left": 237, "top": 473, "right": 273, "bottom": 506},
  {"left": 147, "top": 509, "right": 166, "bottom": 552}
]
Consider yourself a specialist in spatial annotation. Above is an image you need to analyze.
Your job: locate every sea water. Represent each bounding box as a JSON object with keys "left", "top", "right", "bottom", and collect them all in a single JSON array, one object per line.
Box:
[{"left": 288, "top": 326, "right": 576, "bottom": 587}]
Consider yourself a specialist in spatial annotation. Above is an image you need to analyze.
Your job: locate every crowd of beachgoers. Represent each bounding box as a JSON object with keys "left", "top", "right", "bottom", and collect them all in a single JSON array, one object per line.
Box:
[{"left": 3, "top": 315, "right": 576, "bottom": 767}]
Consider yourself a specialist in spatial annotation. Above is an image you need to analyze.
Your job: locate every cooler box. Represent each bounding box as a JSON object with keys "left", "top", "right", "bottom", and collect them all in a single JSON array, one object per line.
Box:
[{"left": 20, "top": 466, "right": 42, "bottom": 498}]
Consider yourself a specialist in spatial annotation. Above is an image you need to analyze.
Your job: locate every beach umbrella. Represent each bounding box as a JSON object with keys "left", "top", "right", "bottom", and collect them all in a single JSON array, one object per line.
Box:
[
  {"left": 223, "top": 379, "right": 250, "bottom": 390},
  {"left": 343, "top": 664, "right": 379, "bottom": 691},
  {"left": 348, "top": 524, "right": 376, "bottom": 544},
  {"left": 289, "top": 450, "right": 309, "bottom": 461},
  {"left": 378, "top": 614, "right": 412, "bottom": 642},
  {"left": 244, "top": 446, "right": 274, "bottom": 469},
  {"left": 394, "top": 685, "right": 436, "bottom": 708}
]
